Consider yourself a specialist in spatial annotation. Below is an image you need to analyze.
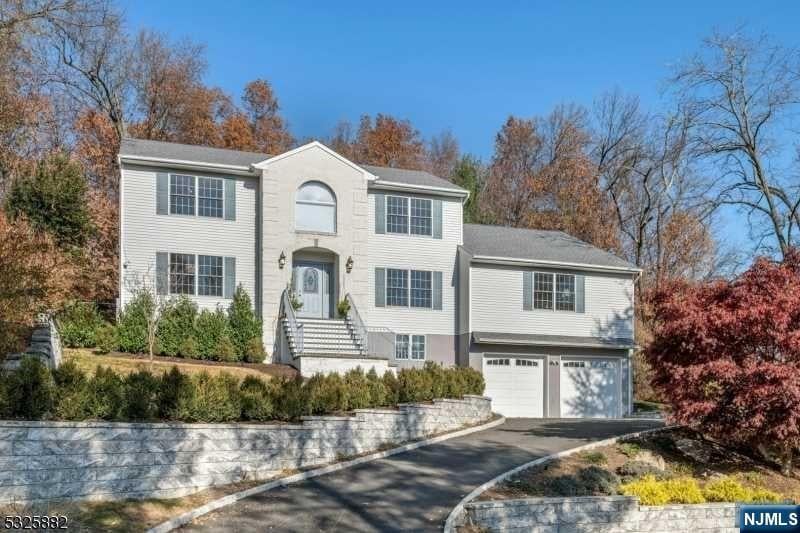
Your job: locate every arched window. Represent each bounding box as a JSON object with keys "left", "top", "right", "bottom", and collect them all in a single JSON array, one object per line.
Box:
[{"left": 295, "top": 181, "right": 336, "bottom": 233}]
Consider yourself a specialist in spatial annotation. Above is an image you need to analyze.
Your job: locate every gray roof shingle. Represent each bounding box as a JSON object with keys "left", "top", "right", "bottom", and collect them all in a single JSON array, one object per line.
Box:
[
  {"left": 119, "top": 138, "right": 466, "bottom": 193},
  {"left": 120, "top": 138, "right": 268, "bottom": 168},
  {"left": 462, "top": 223, "right": 638, "bottom": 270}
]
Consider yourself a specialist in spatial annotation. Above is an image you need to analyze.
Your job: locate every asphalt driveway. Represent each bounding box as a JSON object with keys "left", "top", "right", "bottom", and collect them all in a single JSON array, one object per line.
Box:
[{"left": 182, "top": 418, "right": 661, "bottom": 532}]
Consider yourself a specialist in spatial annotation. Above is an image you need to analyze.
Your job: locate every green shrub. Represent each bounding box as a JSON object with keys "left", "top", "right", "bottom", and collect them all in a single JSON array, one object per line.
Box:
[
  {"left": 547, "top": 466, "right": 619, "bottom": 496},
  {"left": 156, "top": 296, "right": 198, "bottom": 357},
  {"left": 53, "top": 360, "right": 89, "bottom": 420},
  {"left": 581, "top": 451, "right": 608, "bottom": 465},
  {"left": 703, "top": 476, "right": 782, "bottom": 504},
  {"left": 6, "top": 357, "right": 56, "bottom": 419},
  {"left": 83, "top": 366, "right": 125, "bottom": 420},
  {"left": 240, "top": 375, "right": 274, "bottom": 421},
  {"left": 458, "top": 366, "right": 485, "bottom": 396},
  {"left": 366, "top": 368, "right": 388, "bottom": 406},
  {"left": 158, "top": 366, "right": 191, "bottom": 419},
  {"left": 344, "top": 368, "right": 372, "bottom": 410},
  {"left": 178, "top": 337, "right": 200, "bottom": 359},
  {"left": 174, "top": 372, "right": 241, "bottom": 422},
  {"left": 308, "top": 373, "right": 350, "bottom": 414},
  {"left": 227, "top": 286, "right": 262, "bottom": 359},
  {"left": 244, "top": 338, "right": 266, "bottom": 363},
  {"left": 617, "top": 441, "right": 641, "bottom": 458},
  {"left": 272, "top": 376, "right": 310, "bottom": 421},
  {"left": 195, "top": 309, "right": 229, "bottom": 360},
  {"left": 215, "top": 335, "right": 238, "bottom": 362},
  {"left": 616, "top": 460, "right": 666, "bottom": 483},
  {"left": 57, "top": 301, "right": 106, "bottom": 348},
  {"left": 122, "top": 369, "right": 161, "bottom": 420},
  {"left": 382, "top": 370, "right": 400, "bottom": 405},
  {"left": 620, "top": 475, "right": 705, "bottom": 505},
  {"left": 94, "top": 324, "right": 118, "bottom": 354},
  {"left": 117, "top": 290, "right": 155, "bottom": 354}
]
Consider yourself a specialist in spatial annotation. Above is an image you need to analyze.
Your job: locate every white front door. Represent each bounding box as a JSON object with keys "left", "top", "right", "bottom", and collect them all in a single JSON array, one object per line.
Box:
[
  {"left": 483, "top": 356, "right": 545, "bottom": 418},
  {"left": 560, "top": 358, "right": 621, "bottom": 418},
  {"left": 293, "top": 262, "right": 332, "bottom": 318}
]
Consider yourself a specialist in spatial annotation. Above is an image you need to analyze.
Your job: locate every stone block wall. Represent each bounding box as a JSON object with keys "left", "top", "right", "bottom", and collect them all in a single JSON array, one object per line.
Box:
[
  {"left": 462, "top": 496, "right": 736, "bottom": 533},
  {"left": 0, "top": 396, "right": 491, "bottom": 504},
  {"left": 2, "top": 316, "right": 62, "bottom": 371}
]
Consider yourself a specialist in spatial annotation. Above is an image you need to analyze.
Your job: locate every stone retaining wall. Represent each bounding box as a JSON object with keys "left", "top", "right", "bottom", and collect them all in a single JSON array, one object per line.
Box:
[
  {"left": 0, "top": 396, "right": 491, "bottom": 503},
  {"left": 462, "top": 496, "right": 736, "bottom": 533}
]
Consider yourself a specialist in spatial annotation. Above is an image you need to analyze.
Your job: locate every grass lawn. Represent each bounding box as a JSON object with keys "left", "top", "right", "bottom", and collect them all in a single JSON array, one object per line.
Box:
[
  {"left": 0, "top": 475, "right": 289, "bottom": 532},
  {"left": 480, "top": 427, "right": 800, "bottom": 504},
  {"left": 64, "top": 348, "right": 298, "bottom": 380}
]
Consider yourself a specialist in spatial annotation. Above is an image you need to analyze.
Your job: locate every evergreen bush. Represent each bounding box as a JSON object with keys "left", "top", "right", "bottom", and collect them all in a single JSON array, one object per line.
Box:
[
  {"left": 156, "top": 296, "right": 197, "bottom": 357},
  {"left": 117, "top": 290, "right": 155, "bottom": 354},
  {"left": 227, "top": 286, "right": 262, "bottom": 359},
  {"left": 195, "top": 309, "right": 229, "bottom": 359},
  {"left": 94, "top": 324, "right": 118, "bottom": 354},
  {"left": 174, "top": 372, "right": 241, "bottom": 422},
  {"left": 215, "top": 335, "right": 238, "bottom": 362},
  {"left": 244, "top": 337, "right": 266, "bottom": 363},
  {"left": 53, "top": 360, "right": 89, "bottom": 420},
  {"left": 57, "top": 301, "right": 106, "bottom": 348},
  {"left": 122, "top": 369, "right": 161, "bottom": 420},
  {"left": 83, "top": 366, "right": 124, "bottom": 420},
  {"left": 343, "top": 368, "right": 371, "bottom": 410},
  {"left": 240, "top": 375, "right": 274, "bottom": 421},
  {"left": 178, "top": 337, "right": 200, "bottom": 359}
]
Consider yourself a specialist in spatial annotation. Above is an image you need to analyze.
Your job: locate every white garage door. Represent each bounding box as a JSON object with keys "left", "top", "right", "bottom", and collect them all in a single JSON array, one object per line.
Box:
[
  {"left": 560, "top": 358, "right": 621, "bottom": 418},
  {"left": 483, "top": 357, "right": 544, "bottom": 418}
]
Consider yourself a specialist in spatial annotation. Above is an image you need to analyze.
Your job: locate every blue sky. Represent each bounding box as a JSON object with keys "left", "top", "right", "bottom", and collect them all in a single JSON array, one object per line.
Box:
[{"left": 119, "top": 1, "right": 799, "bottom": 159}]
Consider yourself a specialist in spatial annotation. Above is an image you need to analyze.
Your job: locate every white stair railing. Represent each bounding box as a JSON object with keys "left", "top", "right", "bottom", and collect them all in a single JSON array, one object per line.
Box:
[
  {"left": 281, "top": 288, "right": 303, "bottom": 354},
  {"left": 345, "top": 293, "right": 369, "bottom": 355}
]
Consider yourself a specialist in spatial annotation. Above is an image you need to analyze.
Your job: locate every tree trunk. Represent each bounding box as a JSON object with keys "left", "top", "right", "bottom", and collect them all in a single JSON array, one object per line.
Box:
[{"left": 782, "top": 445, "right": 794, "bottom": 477}]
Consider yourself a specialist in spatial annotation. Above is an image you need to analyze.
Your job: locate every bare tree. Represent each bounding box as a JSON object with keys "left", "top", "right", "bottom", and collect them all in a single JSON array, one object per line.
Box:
[
  {"left": 426, "top": 130, "right": 459, "bottom": 179},
  {"left": 672, "top": 31, "right": 800, "bottom": 257},
  {"left": 594, "top": 90, "right": 718, "bottom": 289},
  {"left": 123, "top": 265, "right": 165, "bottom": 368}
]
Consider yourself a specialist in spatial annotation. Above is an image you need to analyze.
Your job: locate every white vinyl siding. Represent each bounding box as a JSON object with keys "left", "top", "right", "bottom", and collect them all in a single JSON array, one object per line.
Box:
[
  {"left": 120, "top": 165, "right": 257, "bottom": 312},
  {"left": 367, "top": 192, "right": 461, "bottom": 335},
  {"left": 471, "top": 264, "right": 634, "bottom": 339}
]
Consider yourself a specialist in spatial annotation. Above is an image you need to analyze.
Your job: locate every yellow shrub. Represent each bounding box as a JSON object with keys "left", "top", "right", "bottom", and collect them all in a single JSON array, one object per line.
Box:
[
  {"left": 702, "top": 476, "right": 781, "bottom": 504},
  {"left": 620, "top": 475, "right": 705, "bottom": 506}
]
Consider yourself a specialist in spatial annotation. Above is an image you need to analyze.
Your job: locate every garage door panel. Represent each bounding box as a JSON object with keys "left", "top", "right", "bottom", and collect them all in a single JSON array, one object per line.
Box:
[
  {"left": 483, "top": 357, "right": 544, "bottom": 418},
  {"left": 560, "top": 359, "right": 620, "bottom": 418}
]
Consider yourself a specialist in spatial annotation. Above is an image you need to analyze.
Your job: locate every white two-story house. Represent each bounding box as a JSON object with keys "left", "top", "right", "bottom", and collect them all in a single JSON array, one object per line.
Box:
[{"left": 118, "top": 138, "right": 640, "bottom": 418}]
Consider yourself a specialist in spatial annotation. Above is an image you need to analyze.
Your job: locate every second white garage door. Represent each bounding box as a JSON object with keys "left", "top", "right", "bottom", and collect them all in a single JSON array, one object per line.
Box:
[
  {"left": 483, "top": 357, "right": 544, "bottom": 418},
  {"left": 560, "top": 358, "right": 621, "bottom": 418}
]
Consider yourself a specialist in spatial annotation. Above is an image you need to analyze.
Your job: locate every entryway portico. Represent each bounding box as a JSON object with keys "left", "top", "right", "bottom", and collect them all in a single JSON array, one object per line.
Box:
[{"left": 292, "top": 248, "right": 338, "bottom": 319}]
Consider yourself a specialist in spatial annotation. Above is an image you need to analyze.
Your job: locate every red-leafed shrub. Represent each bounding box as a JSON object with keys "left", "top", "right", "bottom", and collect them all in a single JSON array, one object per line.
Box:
[{"left": 646, "top": 250, "right": 800, "bottom": 475}]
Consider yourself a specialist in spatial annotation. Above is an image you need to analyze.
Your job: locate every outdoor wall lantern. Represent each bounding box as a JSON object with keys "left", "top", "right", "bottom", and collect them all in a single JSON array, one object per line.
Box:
[
  {"left": 346, "top": 256, "right": 354, "bottom": 273},
  {"left": 279, "top": 251, "right": 286, "bottom": 269}
]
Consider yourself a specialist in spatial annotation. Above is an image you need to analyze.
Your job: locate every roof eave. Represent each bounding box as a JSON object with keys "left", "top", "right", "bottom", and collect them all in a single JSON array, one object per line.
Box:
[
  {"left": 473, "top": 334, "right": 636, "bottom": 350},
  {"left": 368, "top": 180, "right": 469, "bottom": 198},
  {"left": 469, "top": 254, "right": 642, "bottom": 274},
  {"left": 119, "top": 154, "right": 259, "bottom": 177}
]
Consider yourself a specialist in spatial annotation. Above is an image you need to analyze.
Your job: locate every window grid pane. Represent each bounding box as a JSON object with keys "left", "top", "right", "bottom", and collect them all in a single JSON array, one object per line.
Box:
[
  {"left": 410, "top": 198, "right": 432, "bottom": 236},
  {"left": 170, "top": 175, "right": 195, "bottom": 215},
  {"left": 198, "top": 255, "right": 223, "bottom": 296},
  {"left": 386, "top": 269, "right": 408, "bottom": 306},
  {"left": 410, "top": 270, "right": 432, "bottom": 308},
  {"left": 555, "top": 274, "right": 576, "bottom": 311},
  {"left": 169, "top": 253, "right": 195, "bottom": 295},
  {"left": 386, "top": 196, "right": 408, "bottom": 234},
  {"left": 411, "top": 335, "right": 425, "bottom": 360},
  {"left": 198, "top": 177, "right": 223, "bottom": 218},
  {"left": 533, "top": 272, "right": 554, "bottom": 310},
  {"left": 395, "top": 334, "right": 409, "bottom": 359}
]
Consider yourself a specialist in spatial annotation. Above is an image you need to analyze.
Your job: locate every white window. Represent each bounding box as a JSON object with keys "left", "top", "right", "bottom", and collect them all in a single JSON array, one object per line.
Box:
[
  {"left": 198, "top": 255, "right": 223, "bottom": 296},
  {"left": 386, "top": 196, "right": 408, "bottom": 234},
  {"left": 410, "top": 270, "right": 432, "bottom": 308},
  {"left": 486, "top": 358, "right": 510, "bottom": 366},
  {"left": 386, "top": 195, "right": 433, "bottom": 236},
  {"left": 395, "top": 334, "right": 410, "bottom": 359},
  {"left": 385, "top": 269, "right": 433, "bottom": 309},
  {"left": 410, "top": 198, "right": 432, "bottom": 236},
  {"left": 395, "top": 334, "right": 425, "bottom": 360},
  {"left": 533, "top": 272, "right": 554, "bottom": 310},
  {"left": 563, "top": 361, "right": 586, "bottom": 368},
  {"left": 387, "top": 269, "right": 408, "bottom": 306},
  {"left": 296, "top": 181, "right": 336, "bottom": 233},
  {"left": 170, "top": 175, "right": 195, "bottom": 215},
  {"left": 532, "top": 272, "right": 576, "bottom": 312},
  {"left": 516, "top": 359, "right": 538, "bottom": 367},
  {"left": 555, "top": 274, "right": 576, "bottom": 311},
  {"left": 411, "top": 335, "right": 425, "bottom": 360},
  {"left": 169, "top": 253, "right": 196, "bottom": 294},
  {"left": 198, "top": 177, "right": 223, "bottom": 218}
]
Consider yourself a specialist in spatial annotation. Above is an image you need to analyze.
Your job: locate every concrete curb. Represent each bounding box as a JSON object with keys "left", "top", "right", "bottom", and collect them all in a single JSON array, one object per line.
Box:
[
  {"left": 442, "top": 424, "right": 670, "bottom": 533},
  {"left": 147, "top": 415, "right": 506, "bottom": 533}
]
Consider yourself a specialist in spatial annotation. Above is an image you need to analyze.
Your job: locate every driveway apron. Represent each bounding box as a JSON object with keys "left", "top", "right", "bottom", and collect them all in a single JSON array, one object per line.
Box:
[{"left": 182, "top": 418, "right": 662, "bottom": 532}]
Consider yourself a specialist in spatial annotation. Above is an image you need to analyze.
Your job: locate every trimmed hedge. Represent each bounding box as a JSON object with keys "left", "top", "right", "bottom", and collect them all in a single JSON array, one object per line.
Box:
[
  {"left": 63, "top": 286, "right": 264, "bottom": 363},
  {"left": 0, "top": 357, "right": 485, "bottom": 423}
]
